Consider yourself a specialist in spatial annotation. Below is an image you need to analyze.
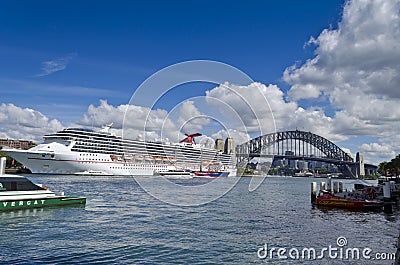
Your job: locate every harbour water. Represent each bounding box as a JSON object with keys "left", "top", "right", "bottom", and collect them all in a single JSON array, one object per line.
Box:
[{"left": 0, "top": 175, "right": 399, "bottom": 264}]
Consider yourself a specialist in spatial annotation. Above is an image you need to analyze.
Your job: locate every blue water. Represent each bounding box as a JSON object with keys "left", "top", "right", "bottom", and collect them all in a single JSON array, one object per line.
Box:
[{"left": 0, "top": 176, "right": 399, "bottom": 264}]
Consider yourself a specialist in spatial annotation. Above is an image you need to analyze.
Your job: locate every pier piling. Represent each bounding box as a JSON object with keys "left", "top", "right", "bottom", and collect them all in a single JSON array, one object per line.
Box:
[
  {"left": 326, "top": 177, "right": 332, "bottom": 192},
  {"left": 395, "top": 231, "right": 400, "bottom": 265},
  {"left": 311, "top": 182, "right": 317, "bottom": 204},
  {"left": 383, "top": 182, "right": 393, "bottom": 214},
  {"left": 333, "top": 182, "right": 339, "bottom": 194},
  {"left": 0, "top": 157, "right": 5, "bottom": 175},
  {"left": 320, "top": 182, "right": 325, "bottom": 191}
]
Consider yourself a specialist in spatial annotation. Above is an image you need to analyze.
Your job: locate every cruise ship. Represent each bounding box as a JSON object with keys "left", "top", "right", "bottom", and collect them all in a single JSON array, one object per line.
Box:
[{"left": 2, "top": 125, "right": 237, "bottom": 176}]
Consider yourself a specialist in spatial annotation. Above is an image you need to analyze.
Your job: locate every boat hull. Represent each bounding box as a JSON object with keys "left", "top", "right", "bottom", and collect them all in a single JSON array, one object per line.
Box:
[
  {"left": 157, "top": 170, "right": 193, "bottom": 178},
  {"left": 192, "top": 171, "right": 229, "bottom": 178},
  {"left": 0, "top": 196, "right": 86, "bottom": 211},
  {"left": 316, "top": 194, "right": 383, "bottom": 210},
  {"left": 3, "top": 149, "right": 237, "bottom": 176}
]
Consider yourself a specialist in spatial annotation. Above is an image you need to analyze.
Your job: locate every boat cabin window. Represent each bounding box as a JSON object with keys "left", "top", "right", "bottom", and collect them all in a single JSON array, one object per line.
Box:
[{"left": 0, "top": 177, "right": 44, "bottom": 191}]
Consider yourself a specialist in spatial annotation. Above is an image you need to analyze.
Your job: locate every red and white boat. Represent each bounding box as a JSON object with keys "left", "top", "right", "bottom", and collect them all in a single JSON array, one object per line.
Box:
[
  {"left": 316, "top": 190, "right": 384, "bottom": 210},
  {"left": 192, "top": 171, "right": 229, "bottom": 178}
]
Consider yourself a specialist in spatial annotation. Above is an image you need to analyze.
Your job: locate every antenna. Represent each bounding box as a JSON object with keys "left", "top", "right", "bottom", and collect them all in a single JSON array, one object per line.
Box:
[{"left": 91, "top": 112, "right": 96, "bottom": 130}]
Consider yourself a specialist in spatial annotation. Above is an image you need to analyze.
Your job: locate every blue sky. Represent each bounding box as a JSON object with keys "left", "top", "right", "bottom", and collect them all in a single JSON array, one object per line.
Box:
[
  {"left": 0, "top": 0, "right": 342, "bottom": 119},
  {"left": 1, "top": 0, "right": 400, "bottom": 164}
]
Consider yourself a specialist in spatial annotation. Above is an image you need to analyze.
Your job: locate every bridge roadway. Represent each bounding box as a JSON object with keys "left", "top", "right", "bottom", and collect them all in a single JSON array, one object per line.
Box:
[{"left": 236, "top": 153, "right": 353, "bottom": 165}]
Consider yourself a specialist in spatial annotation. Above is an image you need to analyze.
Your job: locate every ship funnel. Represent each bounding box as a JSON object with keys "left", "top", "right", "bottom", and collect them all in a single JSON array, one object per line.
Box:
[
  {"left": 179, "top": 133, "right": 202, "bottom": 144},
  {"left": 0, "top": 157, "right": 6, "bottom": 175}
]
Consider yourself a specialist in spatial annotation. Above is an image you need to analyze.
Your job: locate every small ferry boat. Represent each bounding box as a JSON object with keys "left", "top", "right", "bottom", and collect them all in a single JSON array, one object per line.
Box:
[
  {"left": 156, "top": 169, "right": 193, "bottom": 179},
  {"left": 0, "top": 174, "right": 86, "bottom": 211},
  {"left": 192, "top": 171, "right": 229, "bottom": 178},
  {"left": 293, "top": 172, "right": 313, "bottom": 178},
  {"left": 316, "top": 190, "right": 384, "bottom": 210}
]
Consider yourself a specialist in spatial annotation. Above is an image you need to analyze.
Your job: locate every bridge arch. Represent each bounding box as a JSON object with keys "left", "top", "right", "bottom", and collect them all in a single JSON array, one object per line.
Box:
[{"left": 236, "top": 130, "right": 354, "bottom": 174}]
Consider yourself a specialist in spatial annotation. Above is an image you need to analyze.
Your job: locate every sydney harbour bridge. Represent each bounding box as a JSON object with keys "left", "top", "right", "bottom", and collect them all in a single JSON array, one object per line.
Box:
[{"left": 235, "top": 130, "right": 377, "bottom": 178}]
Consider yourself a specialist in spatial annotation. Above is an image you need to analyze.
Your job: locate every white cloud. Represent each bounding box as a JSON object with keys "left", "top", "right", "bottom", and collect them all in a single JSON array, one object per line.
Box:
[
  {"left": 36, "top": 53, "right": 76, "bottom": 77},
  {"left": 360, "top": 143, "right": 394, "bottom": 154},
  {"left": 283, "top": 0, "right": 400, "bottom": 163},
  {"left": 211, "top": 129, "right": 250, "bottom": 146},
  {"left": 0, "top": 103, "right": 63, "bottom": 142},
  {"left": 79, "top": 98, "right": 251, "bottom": 147},
  {"left": 205, "top": 82, "right": 279, "bottom": 135},
  {"left": 205, "top": 82, "right": 351, "bottom": 143},
  {"left": 78, "top": 99, "right": 178, "bottom": 142},
  {"left": 192, "top": 135, "right": 215, "bottom": 148},
  {"left": 177, "top": 101, "right": 210, "bottom": 133},
  {"left": 360, "top": 143, "right": 396, "bottom": 164},
  {"left": 285, "top": 0, "right": 400, "bottom": 103}
]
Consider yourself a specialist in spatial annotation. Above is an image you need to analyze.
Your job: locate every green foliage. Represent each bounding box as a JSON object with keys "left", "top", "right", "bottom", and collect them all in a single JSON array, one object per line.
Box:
[{"left": 379, "top": 155, "right": 400, "bottom": 177}]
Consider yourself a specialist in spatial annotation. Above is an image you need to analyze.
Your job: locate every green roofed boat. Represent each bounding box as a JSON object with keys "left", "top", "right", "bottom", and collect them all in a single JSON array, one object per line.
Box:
[{"left": 0, "top": 174, "right": 86, "bottom": 211}]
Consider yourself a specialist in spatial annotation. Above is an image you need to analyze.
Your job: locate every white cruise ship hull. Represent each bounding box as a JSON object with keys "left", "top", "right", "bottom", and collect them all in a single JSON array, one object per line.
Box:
[
  {"left": 4, "top": 149, "right": 236, "bottom": 176},
  {"left": 3, "top": 149, "right": 176, "bottom": 176},
  {"left": 3, "top": 127, "right": 237, "bottom": 176}
]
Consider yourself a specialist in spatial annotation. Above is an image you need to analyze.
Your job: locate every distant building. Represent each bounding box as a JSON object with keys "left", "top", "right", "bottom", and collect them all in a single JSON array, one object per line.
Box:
[
  {"left": 0, "top": 139, "right": 36, "bottom": 150},
  {"left": 256, "top": 161, "right": 271, "bottom": 172},
  {"left": 364, "top": 163, "right": 378, "bottom": 175},
  {"left": 289, "top": 159, "right": 298, "bottom": 169},
  {"left": 297, "top": 160, "right": 308, "bottom": 171},
  {"left": 215, "top": 139, "right": 224, "bottom": 152},
  {"left": 272, "top": 158, "right": 284, "bottom": 167},
  {"left": 356, "top": 152, "right": 365, "bottom": 176},
  {"left": 224, "top": 138, "right": 235, "bottom": 154}
]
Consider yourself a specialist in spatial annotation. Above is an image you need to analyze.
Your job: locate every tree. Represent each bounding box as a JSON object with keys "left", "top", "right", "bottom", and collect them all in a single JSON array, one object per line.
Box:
[
  {"left": 379, "top": 161, "right": 389, "bottom": 175},
  {"left": 380, "top": 154, "right": 400, "bottom": 178},
  {"left": 390, "top": 155, "right": 400, "bottom": 178}
]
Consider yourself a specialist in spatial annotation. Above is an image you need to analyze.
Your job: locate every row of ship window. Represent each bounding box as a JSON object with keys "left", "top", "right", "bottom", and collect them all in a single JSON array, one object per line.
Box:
[
  {"left": 109, "top": 165, "right": 168, "bottom": 169},
  {"left": 77, "top": 161, "right": 167, "bottom": 168},
  {"left": 78, "top": 159, "right": 108, "bottom": 161},
  {"left": 75, "top": 151, "right": 228, "bottom": 163},
  {"left": 73, "top": 141, "right": 211, "bottom": 153},
  {"left": 74, "top": 147, "right": 216, "bottom": 157},
  {"left": 74, "top": 155, "right": 229, "bottom": 164},
  {"left": 75, "top": 151, "right": 217, "bottom": 161}
]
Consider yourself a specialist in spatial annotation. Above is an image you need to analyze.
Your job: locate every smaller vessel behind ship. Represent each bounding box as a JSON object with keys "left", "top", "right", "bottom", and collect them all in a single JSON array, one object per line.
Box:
[
  {"left": 191, "top": 148, "right": 230, "bottom": 178},
  {"left": 155, "top": 169, "right": 193, "bottom": 179},
  {"left": 192, "top": 171, "right": 229, "bottom": 178},
  {"left": 293, "top": 171, "right": 313, "bottom": 178}
]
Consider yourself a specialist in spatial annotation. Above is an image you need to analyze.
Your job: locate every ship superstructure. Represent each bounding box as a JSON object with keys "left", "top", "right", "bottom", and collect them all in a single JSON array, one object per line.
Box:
[{"left": 3, "top": 125, "right": 236, "bottom": 176}]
